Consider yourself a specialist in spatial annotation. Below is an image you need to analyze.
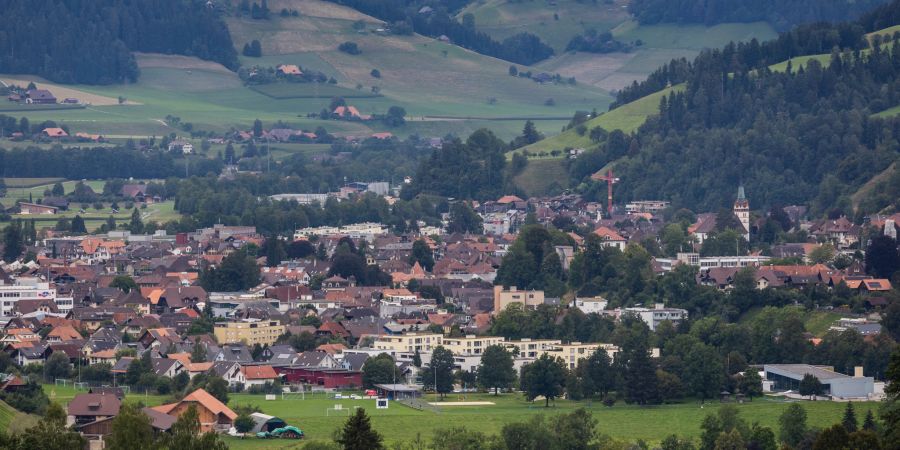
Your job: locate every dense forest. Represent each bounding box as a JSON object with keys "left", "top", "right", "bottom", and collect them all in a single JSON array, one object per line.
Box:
[
  {"left": 573, "top": 3, "right": 900, "bottom": 216},
  {"left": 401, "top": 129, "right": 514, "bottom": 201},
  {"left": 0, "top": 0, "right": 238, "bottom": 84},
  {"left": 627, "top": 0, "right": 891, "bottom": 30},
  {"left": 327, "top": 0, "right": 554, "bottom": 65}
]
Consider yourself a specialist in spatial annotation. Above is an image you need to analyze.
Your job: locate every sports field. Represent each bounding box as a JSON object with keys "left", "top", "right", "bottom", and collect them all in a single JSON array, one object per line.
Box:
[{"left": 37, "top": 384, "right": 878, "bottom": 448}]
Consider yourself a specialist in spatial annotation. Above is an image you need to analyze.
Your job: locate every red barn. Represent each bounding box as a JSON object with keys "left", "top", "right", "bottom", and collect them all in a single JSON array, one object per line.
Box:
[{"left": 275, "top": 366, "right": 362, "bottom": 389}]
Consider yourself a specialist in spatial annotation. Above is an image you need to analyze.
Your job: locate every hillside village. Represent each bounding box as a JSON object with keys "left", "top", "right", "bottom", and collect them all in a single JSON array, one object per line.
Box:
[
  {"left": 0, "top": 178, "right": 898, "bottom": 445},
  {"left": 1, "top": 0, "right": 900, "bottom": 448}
]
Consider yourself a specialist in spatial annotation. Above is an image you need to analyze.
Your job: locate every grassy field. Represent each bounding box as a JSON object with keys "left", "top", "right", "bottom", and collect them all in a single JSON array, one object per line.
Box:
[
  {"left": 875, "top": 104, "right": 900, "bottom": 118},
  {"left": 516, "top": 83, "right": 681, "bottom": 156},
  {"left": 738, "top": 306, "right": 843, "bottom": 338},
  {"left": 1, "top": 0, "right": 612, "bottom": 143},
  {"left": 513, "top": 158, "right": 571, "bottom": 197},
  {"left": 459, "top": 0, "right": 632, "bottom": 52},
  {"left": 0, "top": 104, "right": 86, "bottom": 113},
  {"left": 537, "top": 21, "right": 775, "bottom": 91},
  {"left": 2, "top": 177, "right": 66, "bottom": 188},
  {"left": 36, "top": 384, "right": 879, "bottom": 448},
  {"left": 250, "top": 83, "right": 382, "bottom": 99}
]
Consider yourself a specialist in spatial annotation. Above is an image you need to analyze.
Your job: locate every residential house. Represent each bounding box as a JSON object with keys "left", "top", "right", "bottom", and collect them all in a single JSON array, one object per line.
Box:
[
  {"left": 66, "top": 393, "right": 121, "bottom": 427},
  {"left": 241, "top": 365, "right": 280, "bottom": 387},
  {"left": 151, "top": 389, "right": 237, "bottom": 433}
]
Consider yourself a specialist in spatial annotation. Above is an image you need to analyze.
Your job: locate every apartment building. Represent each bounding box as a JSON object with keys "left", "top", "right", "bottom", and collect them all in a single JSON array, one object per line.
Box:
[
  {"left": 443, "top": 335, "right": 506, "bottom": 356},
  {"left": 0, "top": 278, "right": 59, "bottom": 316},
  {"left": 373, "top": 333, "right": 443, "bottom": 353},
  {"left": 214, "top": 319, "right": 285, "bottom": 346},
  {"left": 493, "top": 286, "right": 544, "bottom": 314},
  {"left": 545, "top": 342, "right": 619, "bottom": 369}
]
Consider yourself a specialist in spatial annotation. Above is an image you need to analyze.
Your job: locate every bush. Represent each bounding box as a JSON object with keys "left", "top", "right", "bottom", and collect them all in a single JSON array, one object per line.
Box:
[
  {"left": 602, "top": 397, "right": 615, "bottom": 407},
  {"left": 370, "top": 69, "right": 381, "bottom": 78},
  {"left": 338, "top": 42, "right": 361, "bottom": 55}
]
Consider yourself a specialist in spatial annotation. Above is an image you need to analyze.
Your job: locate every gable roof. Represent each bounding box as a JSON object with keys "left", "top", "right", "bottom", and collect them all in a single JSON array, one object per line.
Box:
[
  {"left": 68, "top": 393, "right": 121, "bottom": 417},
  {"left": 241, "top": 365, "right": 279, "bottom": 380},
  {"left": 157, "top": 388, "right": 237, "bottom": 420}
]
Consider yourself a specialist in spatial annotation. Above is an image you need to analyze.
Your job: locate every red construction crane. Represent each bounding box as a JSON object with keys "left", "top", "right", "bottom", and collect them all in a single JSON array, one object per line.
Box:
[{"left": 590, "top": 169, "right": 619, "bottom": 214}]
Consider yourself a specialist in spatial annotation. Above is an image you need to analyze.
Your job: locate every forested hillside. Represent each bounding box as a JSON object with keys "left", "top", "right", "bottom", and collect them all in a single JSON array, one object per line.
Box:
[
  {"left": 0, "top": 0, "right": 238, "bottom": 84},
  {"left": 590, "top": 8, "right": 900, "bottom": 216},
  {"left": 326, "top": 0, "right": 554, "bottom": 65},
  {"left": 628, "top": 0, "right": 891, "bottom": 30}
]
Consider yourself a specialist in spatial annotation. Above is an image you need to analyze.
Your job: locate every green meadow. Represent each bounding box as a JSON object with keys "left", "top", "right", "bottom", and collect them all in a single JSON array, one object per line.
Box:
[{"left": 36, "top": 384, "right": 877, "bottom": 448}]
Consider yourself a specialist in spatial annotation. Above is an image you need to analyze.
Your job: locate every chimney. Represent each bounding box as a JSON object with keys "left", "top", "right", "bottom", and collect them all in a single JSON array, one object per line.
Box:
[{"left": 854, "top": 366, "right": 864, "bottom": 378}]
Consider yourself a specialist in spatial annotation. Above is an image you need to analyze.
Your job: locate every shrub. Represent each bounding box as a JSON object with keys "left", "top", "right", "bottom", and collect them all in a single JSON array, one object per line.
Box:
[{"left": 338, "top": 42, "right": 360, "bottom": 55}]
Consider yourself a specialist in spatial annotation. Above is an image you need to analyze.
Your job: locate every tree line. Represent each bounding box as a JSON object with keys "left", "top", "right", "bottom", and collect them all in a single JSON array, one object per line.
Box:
[
  {"left": 627, "top": 0, "right": 891, "bottom": 30},
  {"left": 0, "top": 0, "right": 238, "bottom": 84}
]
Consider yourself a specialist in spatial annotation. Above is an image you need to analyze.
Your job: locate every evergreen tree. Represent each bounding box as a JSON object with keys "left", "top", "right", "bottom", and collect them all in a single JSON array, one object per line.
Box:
[
  {"left": 478, "top": 345, "right": 516, "bottom": 395},
  {"left": 862, "top": 409, "right": 877, "bottom": 432},
  {"left": 842, "top": 402, "right": 858, "bottom": 433},
  {"left": 412, "top": 349, "right": 422, "bottom": 368},
  {"left": 865, "top": 236, "right": 900, "bottom": 279},
  {"left": 624, "top": 341, "right": 659, "bottom": 405},
  {"left": 71, "top": 215, "right": 87, "bottom": 233},
  {"left": 2, "top": 221, "right": 24, "bottom": 263},
  {"left": 106, "top": 215, "right": 117, "bottom": 231},
  {"left": 129, "top": 208, "right": 143, "bottom": 233},
  {"left": 881, "top": 347, "right": 900, "bottom": 445},
  {"left": 522, "top": 120, "right": 542, "bottom": 145},
  {"left": 253, "top": 119, "right": 263, "bottom": 137},
  {"left": 779, "top": 403, "right": 807, "bottom": 447},
  {"left": 335, "top": 408, "right": 384, "bottom": 450},
  {"left": 584, "top": 347, "right": 614, "bottom": 399},
  {"left": 190, "top": 341, "right": 206, "bottom": 363}
]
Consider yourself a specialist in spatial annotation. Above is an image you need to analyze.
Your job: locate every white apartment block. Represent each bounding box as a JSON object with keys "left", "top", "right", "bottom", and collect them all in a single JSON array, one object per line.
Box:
[{"left": 0, "top": 278, "right": 61, "bottom": 316}]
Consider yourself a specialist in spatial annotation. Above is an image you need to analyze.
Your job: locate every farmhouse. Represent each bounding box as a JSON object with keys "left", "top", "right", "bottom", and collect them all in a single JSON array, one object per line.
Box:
[
  {"left": 66, "top": 392, "right": 121, "bottom": 427},
  {"left": 152, "top": 388, "right": 237, "bottom": 433},
  {"left": 17, "top": 202, "right": 58, "bottom": 215},
  {"left": 167, "top": 139, "right": 194, "bottom": 154},
  {"left": 26, "top": 89, "right": 57, "bottom": 104},
  {"left": 277, "top": 64, "right": 303, "bottom": 76},
  {"left": 42, "top": 127, "right": 68, "bottom": 138}
]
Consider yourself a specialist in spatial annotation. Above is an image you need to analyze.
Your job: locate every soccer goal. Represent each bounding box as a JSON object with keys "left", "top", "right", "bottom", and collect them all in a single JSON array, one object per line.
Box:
[
  {"left": 54, "top": 379, "right": 70, "bottom": 387},
  {"left": 326, "top": 404, "right": 350, "bottom": 416},
  {"left": 282, "top": 390, "right": 305, "bottom": 400},
  {"left": 74, "top": 382, "right": 89, "bottom": 391}
]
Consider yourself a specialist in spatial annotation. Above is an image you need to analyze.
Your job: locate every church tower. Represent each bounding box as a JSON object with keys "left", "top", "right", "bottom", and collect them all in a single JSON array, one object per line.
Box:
[{"left": 733, "top": 185, "right": 750, "bottom": 240}]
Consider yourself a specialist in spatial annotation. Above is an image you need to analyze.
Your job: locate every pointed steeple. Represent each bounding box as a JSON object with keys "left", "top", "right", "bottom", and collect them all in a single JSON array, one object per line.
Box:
[{"left": 737, "top": 185, "right": 746, "bottom": 201}]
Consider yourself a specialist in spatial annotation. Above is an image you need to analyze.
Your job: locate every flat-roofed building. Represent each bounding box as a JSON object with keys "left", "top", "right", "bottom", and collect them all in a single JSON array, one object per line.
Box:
[
  {"left": 373, "top": 333, "right": 443, "bottom": 353},
  {"left": 214, "top": 319, "right": 284, "bottom": 346},
  {"left": 763, "top": 364, "right": 874, "bottom": 399},
  {"left": 545, "top": 342, "right": 618, "bottom": 369},
  {"left": 443, "top": 335, "right": 505, "bottom": 356},
  {"left": 493, "top": 286, "right": 544, "bottom": 313}
]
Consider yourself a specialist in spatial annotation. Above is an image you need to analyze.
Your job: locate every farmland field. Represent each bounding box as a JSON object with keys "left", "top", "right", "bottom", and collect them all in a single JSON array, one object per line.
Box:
[
  {"left": 250, "top": 83, "right": 382, "bottom": 99},
  {"left": 36, "top": 384, "right": 879, "bottom": 448}
]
